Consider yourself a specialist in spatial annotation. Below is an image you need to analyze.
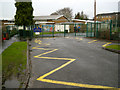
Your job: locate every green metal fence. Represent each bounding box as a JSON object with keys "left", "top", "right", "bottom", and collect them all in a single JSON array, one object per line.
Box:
[
  {"left": 86, "top": 20, "right": 120, "bottom": 40},
  {"left": 3, "top": 20, "right": 120, "bottom": 40},
  {"left": 33, "top": 21, "right": 120, "bottom": 40},
  {"left": 2, "top": 25, "right": 18, "bottom": 40}
]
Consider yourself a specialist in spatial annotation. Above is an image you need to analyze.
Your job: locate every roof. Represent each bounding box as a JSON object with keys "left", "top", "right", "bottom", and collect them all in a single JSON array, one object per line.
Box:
[
  {"left": 33, "top": 15, "right": 65, "bottom": 20},
  {"left": 96, "top": 12, "right": 120, "bottom": 16},
  {"left": 35, "top": 21, "right": 55, "bottom": 24},
  {"left": 4, "top": 23, "right": 15, "bottom": 25},
  {"left": 56, "top": 22, "right": 84, "bottom": 25},
  {"left": 72, "top": 19, "right": 87, "bottom": 22},
  {"left": 8, "top": 15, "right": 69, "bottom": 21}
]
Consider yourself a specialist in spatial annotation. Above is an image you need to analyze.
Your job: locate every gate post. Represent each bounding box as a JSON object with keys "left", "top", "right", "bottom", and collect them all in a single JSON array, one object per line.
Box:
[
  {"left": 64, "top": 24, "right": 66, "bottom": 37},
  {"left": 110, "top": 20, "right": 112, "bottom": 40},
  {"left": 96, "top": 22, "right": 98, "bottom": 38},
  {"left": 52, "top": 25, "right": 54, "bottom": 37},
  {"left": 86, "top": 23, "right": 88, "bottom": 37},
  {"left": 42, "top": 25, "right": 43, "bottom": 37},
  {"left": 75, "top": 24, "right": 76, "bottom": 36},
  {"left": 91, "top": 23, "right": 92, "bottom": 37}
]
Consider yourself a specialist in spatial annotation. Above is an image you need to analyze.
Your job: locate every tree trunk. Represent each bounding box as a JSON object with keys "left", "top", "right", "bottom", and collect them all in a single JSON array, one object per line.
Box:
[{"left": 23, "top": 25, "right": 26, "bottom": 30}]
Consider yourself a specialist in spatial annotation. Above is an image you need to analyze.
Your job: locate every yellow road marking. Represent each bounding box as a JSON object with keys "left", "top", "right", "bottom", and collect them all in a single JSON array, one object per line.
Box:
[
  {"left": 88, "top": 40, "right": 97, "bottom": 43},
  {"left": 32, "top": 47, "right": 51, "bottom": 50},
  {"left": 38, "top": 60, "right": 75, "bottom": 79},
  {"left": 95, "top": 41, "right": 108, "bottom": 43},
  {"left": 45, "top": 44, "right": 51, "bottom": 46},
  {"left": 34, "top": 39, "right": 50, "bottom": 46},
  {"left": 33, "top": 39, "right": 117, "bottom": 89},
  {"left": 102, "top": 42, "right": 112, "bottom": 47},
  {"left": 65, "top": 37, "right": 69, "bottom": 39},
  {"left": 34, "top": 49, "right": 58, "bottom": 57},
  {"left": 79, "top": 38, "right": 83, "bottom": 40},
  {"left": 76, "top": 37, "right": 79, "bottom": 39},
  {"left": 38, "top": 79, "right": 115, "bottom": 89},
  {"left": 35, "top": 56, "right": 75, "bottom": 61}
]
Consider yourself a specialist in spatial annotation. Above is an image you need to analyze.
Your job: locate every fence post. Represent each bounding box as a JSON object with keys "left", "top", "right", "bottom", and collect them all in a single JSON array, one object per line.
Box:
[
  {"left": 75, "top": 24, "right": 76, "bottom": 36},
  {"left": 96, "top": 22, "right": 98, "bottom": 38},
  {"left": 86, "top": 23, "right": 88, "bottom": 37},
  {"left": 91, "top": 23, "right": 92, "bottom": 37},
  {"left": 42, "top": 25, "right": 43, "bottom": 37},
  {"left": 110, "top": 20, "right": 112, "bottom": 40},
  {"left": 52, "top": 25, "right": 54, "bottom": 37},
  {"left": 7, "top": 26, "right": 10, "bottom": 39},
  {"left": 64, "top": 24, "right": 66, "bottom": 37}
]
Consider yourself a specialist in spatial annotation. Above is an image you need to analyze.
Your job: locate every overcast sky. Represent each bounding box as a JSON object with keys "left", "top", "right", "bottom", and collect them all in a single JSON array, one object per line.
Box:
[{"left": 0, "top": 0, "right": 119, "bottom": 20}]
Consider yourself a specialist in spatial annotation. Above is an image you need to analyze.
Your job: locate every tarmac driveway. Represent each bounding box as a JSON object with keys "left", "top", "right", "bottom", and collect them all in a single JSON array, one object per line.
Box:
[{"left": 28, "top": 37, "right": 118, "bottom": 89}]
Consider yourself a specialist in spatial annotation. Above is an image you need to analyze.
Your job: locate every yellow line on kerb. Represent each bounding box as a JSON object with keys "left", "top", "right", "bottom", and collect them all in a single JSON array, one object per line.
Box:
[
  {"left": 33, "top": 39, "right": 117, "bottom": 89},
  {"left": 102, "top": 42, "right": 112, "bottom": 47},
  {"left": 88, "top": 40, "right": 97, "bottom": 43}
]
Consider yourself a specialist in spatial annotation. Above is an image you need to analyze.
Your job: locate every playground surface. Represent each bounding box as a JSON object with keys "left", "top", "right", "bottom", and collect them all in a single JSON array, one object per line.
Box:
[{"left": 28, "top": 37, "right": 118, "bottom": 89}]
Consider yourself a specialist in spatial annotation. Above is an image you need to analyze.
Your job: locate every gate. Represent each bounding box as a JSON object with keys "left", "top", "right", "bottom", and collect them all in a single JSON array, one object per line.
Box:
[
  {"left": 33, "top": 20, "right": 120, "bottom": 40},
  {"left": 34, "top": 23, "right": 88, "bottom": 38}
]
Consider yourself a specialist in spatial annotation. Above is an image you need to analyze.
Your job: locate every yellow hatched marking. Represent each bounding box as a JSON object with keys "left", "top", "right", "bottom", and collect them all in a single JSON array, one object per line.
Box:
[{"left": 33, "top": 39, "right": 117, "bottom": 89}]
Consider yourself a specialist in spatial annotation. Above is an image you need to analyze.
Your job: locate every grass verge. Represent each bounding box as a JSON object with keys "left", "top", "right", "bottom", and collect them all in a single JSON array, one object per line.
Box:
[
  {"left": 2, "top": 41, "right": 27, "bottom": 82},
  {"left": 105, "top": 45, "right": 120, "bottom": 50}
]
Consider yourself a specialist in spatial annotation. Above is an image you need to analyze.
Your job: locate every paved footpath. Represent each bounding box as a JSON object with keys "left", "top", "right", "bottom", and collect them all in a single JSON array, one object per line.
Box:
[
  {"left": 28, "top": 37, "right": 119, "bottom": 89},
  {"left": 1, "top": 35, "right": 20, "bottom": 54}
]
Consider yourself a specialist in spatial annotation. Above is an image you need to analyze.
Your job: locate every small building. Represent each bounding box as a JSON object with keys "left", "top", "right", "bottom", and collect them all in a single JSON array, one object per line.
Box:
[
  {"left": 96, "top": 12, "right": 120, "bottom": 22},
  {"left": 34, "top": 15, "right": 70, "bottom": 32},
  {"left": 34, "top": 15, "right": 69, "bottom": 25},
  {"left": 72, "top": 19, "right": 86, "bottom": 24}
]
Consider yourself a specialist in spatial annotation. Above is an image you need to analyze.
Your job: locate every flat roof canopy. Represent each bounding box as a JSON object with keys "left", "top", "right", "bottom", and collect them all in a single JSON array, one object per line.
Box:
[{"left": 35, "top": 21, "right": 55, "bottom": 24}]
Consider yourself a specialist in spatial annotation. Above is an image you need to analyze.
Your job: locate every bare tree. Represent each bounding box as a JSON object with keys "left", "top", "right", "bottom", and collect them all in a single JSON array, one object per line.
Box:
[{"left": 51, "top": 7, "right": 73, "bottom": 20}]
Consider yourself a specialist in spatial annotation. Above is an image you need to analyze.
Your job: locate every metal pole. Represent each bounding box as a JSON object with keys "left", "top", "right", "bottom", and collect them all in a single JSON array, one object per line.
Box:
[
  {"left": 94, "top": 0, "right": 96, "bottom": 37},
  {"left": 110, "top": 20, "right": 112, "bottom": 40},
  {"left": 42, "top": 25, "right": 43, "bottom": 37},
  {"left": 91, "top": 23, "right": 92, "bottom": 37},
  {"left": 96, "top": 22, "right": 98, "bottom": 38},
  {"left": 64, "top": 24, "right": 66, "bottom": 37},
  {"left": 52, "top": 25, "right": 54, "bottom": 37},
  {"left": 86, "top": 23, "right": 88, "bottom": 37},
  {"left": 75, "top": 24, "right": 76, "bottom": 36}
]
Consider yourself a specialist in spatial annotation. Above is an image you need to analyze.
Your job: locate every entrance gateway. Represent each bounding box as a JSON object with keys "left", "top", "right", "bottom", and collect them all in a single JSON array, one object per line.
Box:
[{"left": 34, "top": 22, "right": 89, "bottom": 37}]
